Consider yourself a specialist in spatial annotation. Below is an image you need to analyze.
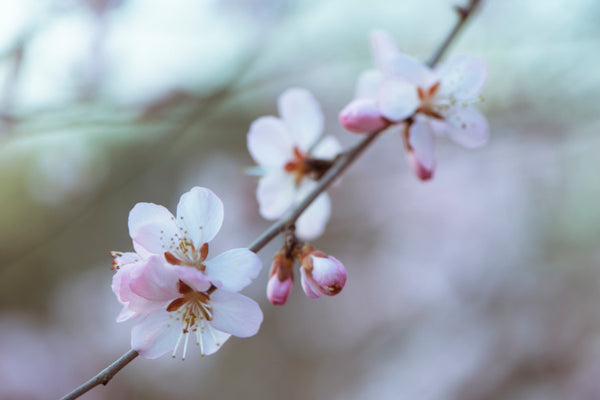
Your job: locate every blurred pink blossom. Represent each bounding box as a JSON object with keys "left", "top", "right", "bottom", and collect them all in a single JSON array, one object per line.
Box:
[{"left": 247, "top": 87, "right": 342, "bottom": 240}]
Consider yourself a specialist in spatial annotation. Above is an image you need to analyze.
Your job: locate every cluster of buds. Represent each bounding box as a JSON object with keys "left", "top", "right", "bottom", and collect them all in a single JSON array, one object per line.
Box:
[{"left": 267, "top": 242, "right": 347, "bottom": 305}]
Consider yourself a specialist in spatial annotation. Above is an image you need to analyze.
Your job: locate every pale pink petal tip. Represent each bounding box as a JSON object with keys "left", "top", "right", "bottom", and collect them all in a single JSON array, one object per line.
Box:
[
  {"left": 406, "top": 150, "right": 435, "bottom": 181},
  {"left": 267, "top": 275, "right": 293, "bottom": 305},
  {"left": 310, "top": 255, "right": 347, "bottom": 296},
  {"left": 339, "top": 98, "right": 389, "bottom": 134}
]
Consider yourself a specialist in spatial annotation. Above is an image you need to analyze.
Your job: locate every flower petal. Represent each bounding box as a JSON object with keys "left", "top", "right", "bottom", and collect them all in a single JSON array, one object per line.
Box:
[
  {"left": 445, "top": 106, "right": 489, "bottom": 148},
  {"left": 389, "top": 52, "right": 436, "bottom": 87},
  {"left": 296, "top": 192, "right": 331, "bottom": 241},
  {"left": 198, "top": 327, "right": 231, "bottom": 356},
  {"left": 300, "top": 268, "right": 321, "bottom": 299},
  {"left": 355, "top": 69, "right": 383, "bottom": 99},
  {"left": 129, "top": 256, "right": 179, "bottom": 303},
  {"left": 204, "top": 248, "right": 262, "bottom": 292},
  {"left": 171, "top": 265, "right": 212, "bottom": 293},
  {"left": 339, "top": 98, "right": 389, "bottom": 134},
  {"left": 128, "top": 202, "right": 178, "bottom": 255},
  {"left": 247, "top": 116, "right": 294, "bottom": 167},
  {"left": 436, "top": 54, "right": 487, "bottom": 101},
  {"left": 278, "top": 87, "right": 324, "bottom": 153},
  {"left": 378, "top": 77, "right": 419, "bottom": 121},
  {"left": 176, "top": 187, "right": 224, "bottom": 247},
  {"left": 311, "top": 136, "right": 342, "bottom": 159},
  {"left": 256, "top": 171, "right": 296, "bottom": 220},
  {"left": 210, "top": 291, "right": 263, "bottom": 338},
  {"left": 370, "top": 30, "right": 399, "bottom": 74},
  {"left": 131, "top": 310, "right": 179, "bottom": 359},
  {"left": 408, "top": 119, "right": 436, "bottom": 170}
]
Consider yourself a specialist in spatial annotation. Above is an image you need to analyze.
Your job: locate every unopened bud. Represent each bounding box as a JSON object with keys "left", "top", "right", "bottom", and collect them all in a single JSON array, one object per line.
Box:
[
  {"left": 339, "top": 98, "right": 390, "bottom": 133},
  {"left": 267, "top": 249, "right": 294, "bottom": 305},
  {"left": 298, "top": 245, "right": 347, "bottom": 298},
  {"left": 406, "top": 150, "right": 434, "bottom": 181}
]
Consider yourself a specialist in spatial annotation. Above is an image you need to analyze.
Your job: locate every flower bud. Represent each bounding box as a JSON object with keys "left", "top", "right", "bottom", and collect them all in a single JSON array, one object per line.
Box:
[
  {"left": 298, "top": 245, "right": 347, "bottom": 298},
  {"left": 267, "top": 249, "right": 294, "bottom": 305},
  {"left": 406, "top": 150, "right": 434, "bottom": 181},
  {"left": 339, "top": 98, "right": 390, "bottom": 134}
]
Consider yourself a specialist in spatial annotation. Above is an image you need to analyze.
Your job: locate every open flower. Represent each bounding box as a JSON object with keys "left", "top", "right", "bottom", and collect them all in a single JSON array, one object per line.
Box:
[
  {"left": 112, "top": 255, "right": 263, "bottom": 359},
  {"left": 340, "top": 30, "right": 489, "bottom": 180},
  {"left": 247, "top": 87, "right": 342, "bottom": 240},
  {"left": 119, "top": 186, "right": 262, "bottom": 292}
]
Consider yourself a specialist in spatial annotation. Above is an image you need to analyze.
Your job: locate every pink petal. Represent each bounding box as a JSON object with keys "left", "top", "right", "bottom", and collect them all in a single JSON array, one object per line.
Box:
[
  {"left": 131, "top": 310, "right": 179, "bottom": 359},
  {"left": 128, "top": 202, "right": 178, "bottom": 255},
  {"left": 296, "top": 191, "right": 331, "bottom": 241},
  {"left": 339, "top": 98, "right": 389, "bottom": 134},
  {"left": 247, "top": 116, "right": 294, "bottom": 167},
  {"left": 256, "top": 171, "right": 296, "bottom": 220},
  {"left": 370, "top": 30, "right": 399, "bottom": 74},
  {"left": 408, "top": 119, "right": 436, "bottom": 170},
  {"left": 355, "top": 70, "right": 383, "bottom": 99},
  {"left": 300, "top": 268, "right": 321, "bottom": 299},
  {"left": 445, "top": 106, "right": 489, "bottom": 148},
  {"left": 203, "top": 248, "right": 262, "bottom": 292},
  {"left": 277, "top": 87, "right": 324, "bottom": 153},
  {"left": 116, "top": 306, "right": 140, "bottom": 323},
  {"left": 311, "top": 255, "right": 347, "bottom": 296},
  {"left": 311, "top": 136, "right": 342, "bottom": 159},
  {"left": 176, "top": 187, "right": 224, "bottom": 247},
  {"left": 210, "top": 291, "right": 263, "bottom": 338},
  {"left": 171, "top": 265, "right": 212, "bottom": 293},
  {"left": 406, "top": 151, "right": 434, "bottom": 181},
  {"left": 267, "top": 275, "right": 293, "bottom": 305},
  {"left": 388, "top": 52, "right": 436, "bottom": 87},
  {"left": 129, "top": 256, "right": 179, "bottom": 302},
  {"left": 436, "top": 54, "right": 487, "bottom": 101},
  {"left": 378, "top": 78, "right": 419, "bottom": 122}
]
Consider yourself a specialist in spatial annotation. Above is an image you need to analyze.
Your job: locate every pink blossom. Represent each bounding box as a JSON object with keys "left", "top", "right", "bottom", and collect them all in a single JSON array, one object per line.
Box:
[
  {"left": 247, "top": 87, "right": 342, "bottom": 240},
  {"left": 112, "top": 255, "right": 263, "bottom": 359},
  {"left": 266, "top": 249, "right": 294, "bottom": 305},
  {"left": 119, "top": 186, "right": 262, "bottom": 292},
  {"left": 341, "top": 30, "right": 489, "bottom": 180},
  {"left": 298, "top": 246, "right": 347, "bottom": 299}
]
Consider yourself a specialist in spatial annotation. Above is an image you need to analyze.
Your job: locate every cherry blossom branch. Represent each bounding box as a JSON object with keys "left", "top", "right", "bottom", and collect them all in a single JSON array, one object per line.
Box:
[{"left": 60, "top": 2, "right": 481, "bottom": 399}]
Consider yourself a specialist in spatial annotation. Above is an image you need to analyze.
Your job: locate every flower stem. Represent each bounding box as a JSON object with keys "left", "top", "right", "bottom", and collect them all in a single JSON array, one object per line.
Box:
[{"left": 60, "top": 2, "right": 482, "bottom": 398}]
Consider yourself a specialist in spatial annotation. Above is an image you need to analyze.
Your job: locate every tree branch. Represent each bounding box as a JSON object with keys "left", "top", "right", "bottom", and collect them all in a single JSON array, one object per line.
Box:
[{"left": 60, "top": 1, "right": 482, "bottom": 398}]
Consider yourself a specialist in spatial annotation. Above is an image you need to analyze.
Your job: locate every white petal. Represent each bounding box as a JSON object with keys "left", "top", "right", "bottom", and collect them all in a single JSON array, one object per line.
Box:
[
  {"left": 311, "top": 136, "right": 342, "bottom": 160},
  {"left": 445, "top": 106, "right": 489, "bottom": 148},
  {"left": 409, "top": 120, "right": 436, "bottom": 170},
  {"left": 197, "top": 327, "right": 231, "bottom": 356},
  {"left": 389, "top": 52, "right": 436, "bottom": 87},
  {"left": 378, "top": 78, "right": 419, "bottom": 121},
  {"left": 131, "top": 311, "right": 179, "bottom": 359},
  {"left": 296, "top": 192, "right": 331, "bottom": 240},
  {"left": 256, "top": 171, "right": 296, "bottom": 220},
  {"left": 128, "top": 202, "right": 178, "bottom": 255},
  {"left": 278, "top": 87, "right": 324, "bottom": 152},
  {"left": 355, "top": 69, "right": 383, "bottom": 99},
  {"left": 210, "top": 291, "right": 263, "bottom": 338},
  {"left": 247, "top": 116, "right": 294, "bottom": 167},
  {"left": 176, "top": 187, "right": 224, "bottom": 247},
  {"left": 300, "top": 268, "right": 321, "bottom": 299},
  {"left": 370, "top": 30, "right": 399, "bottom": 74},
  {"left": 204, "top": 248, "right": 262, "bottom": 292},
  {"left": 436, "top": 54, "right": 487, "bottom": 101}
]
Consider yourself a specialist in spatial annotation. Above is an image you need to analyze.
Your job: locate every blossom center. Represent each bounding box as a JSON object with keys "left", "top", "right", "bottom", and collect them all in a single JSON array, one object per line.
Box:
[
  {"left": 167, "top": 280, "right": 219, "bottom": 359},
  {"left": 284, "top": 147, "right": 311, "bottom": 184},
  {"left": 163, "top": 238, "right": 209, "bottom": 271},
  {"left": 416, "top": 81, "right": 445, "bottom": 120}
]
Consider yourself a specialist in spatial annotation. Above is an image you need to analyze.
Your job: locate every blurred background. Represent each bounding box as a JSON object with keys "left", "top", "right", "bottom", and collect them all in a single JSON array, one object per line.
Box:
[{"left": 1, "top": 0, "right": 599, "bottom": 399}]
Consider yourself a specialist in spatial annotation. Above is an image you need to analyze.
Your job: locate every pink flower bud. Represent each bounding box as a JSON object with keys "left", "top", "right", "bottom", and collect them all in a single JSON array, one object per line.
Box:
[
  {"left": 339, "top": 98, "right": 390, "bottom": 134},
  {"left": 299, "top": 245, "right": 347, "bottom": 298},
  {"left": 266, "top": 249, "right": 294, "bottom": 305},
  {"left": 406, "top": 149, "right": 434, "bottom": 181}
]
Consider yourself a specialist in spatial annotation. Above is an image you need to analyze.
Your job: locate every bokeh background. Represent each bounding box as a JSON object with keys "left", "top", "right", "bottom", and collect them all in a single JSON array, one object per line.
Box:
[{"left": 1, "top": 0, "right": 600, "bottom": 399}]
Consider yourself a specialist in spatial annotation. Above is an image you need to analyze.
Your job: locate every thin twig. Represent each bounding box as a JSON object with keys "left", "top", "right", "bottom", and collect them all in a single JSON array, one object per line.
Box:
[{"left": 60, "top": 2, "right": 481, "bottom": 399}]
